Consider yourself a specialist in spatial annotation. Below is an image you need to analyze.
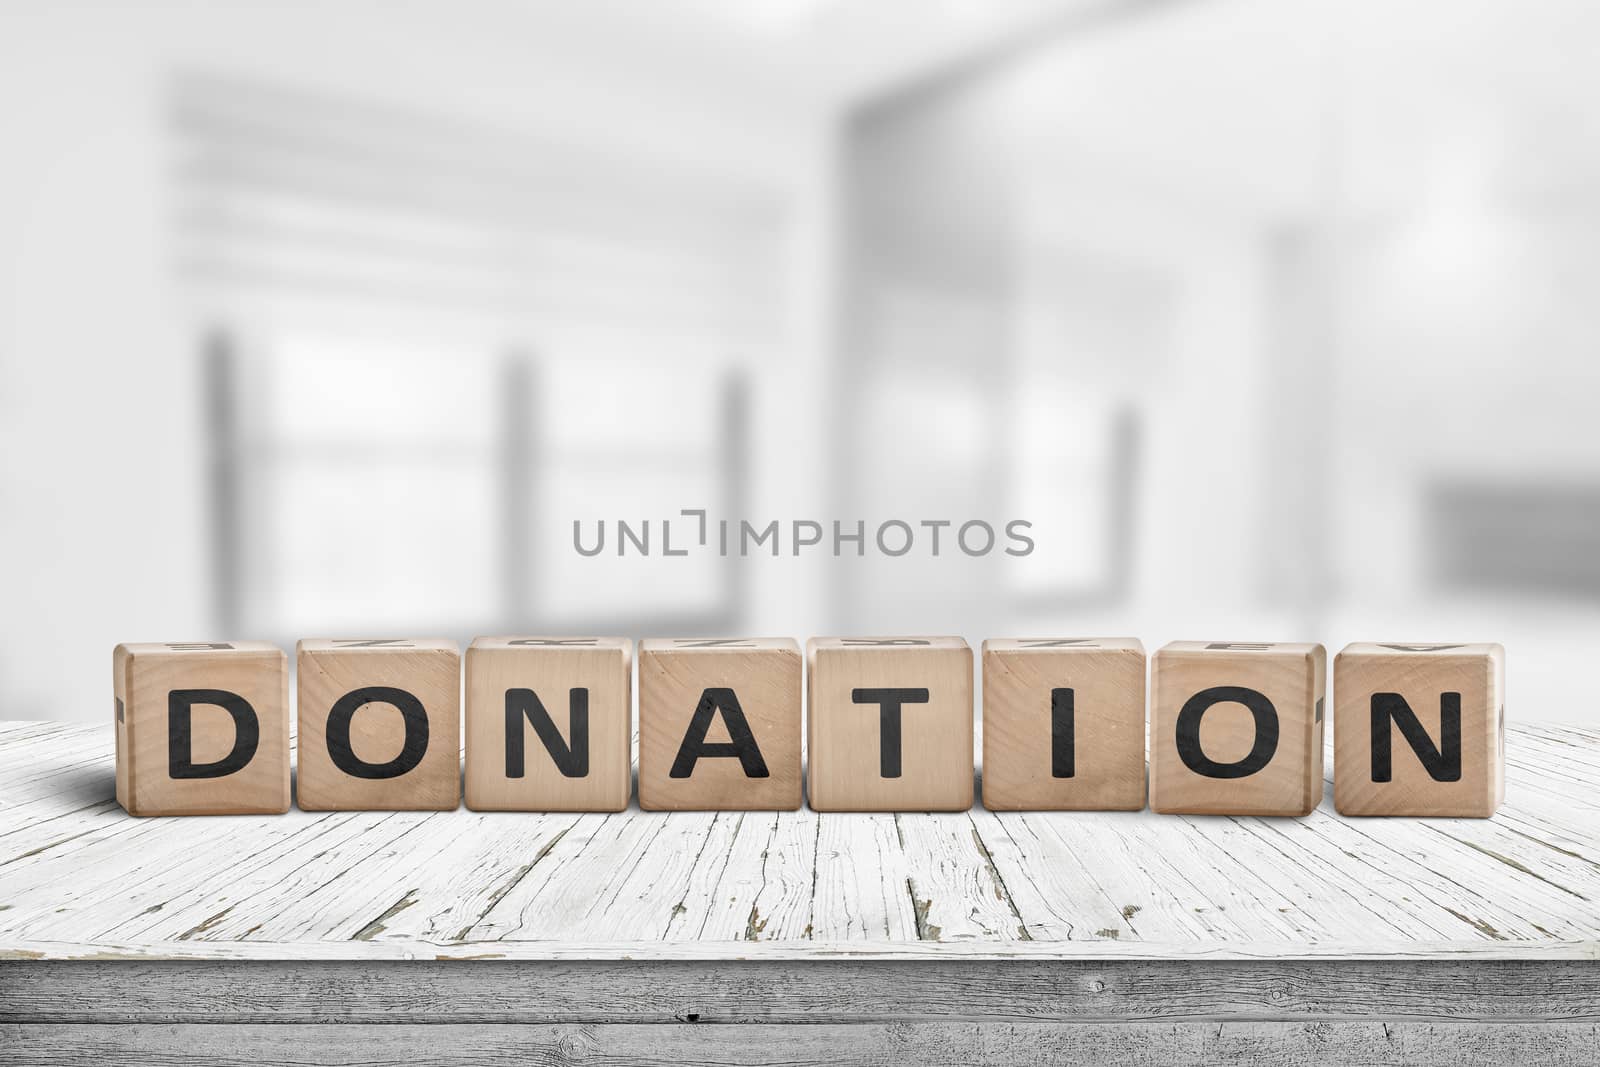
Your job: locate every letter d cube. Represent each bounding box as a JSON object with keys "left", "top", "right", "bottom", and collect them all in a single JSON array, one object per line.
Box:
[{"left": 113, "top": 642, "right": 290, "bottom": 815}]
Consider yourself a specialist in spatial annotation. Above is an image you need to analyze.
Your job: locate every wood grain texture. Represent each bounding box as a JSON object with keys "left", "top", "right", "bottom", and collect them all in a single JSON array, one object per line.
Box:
[
  {"left": 296, "top": 639, "right": 460, "bottom": 811},
  {"left": 807, "top": 637, "right": 974, "bottom": 812},
  {"left": 7, "top": 959, "right": 1600, "bottom": 1023},
  {"left": 112, "top": 642, "right": 289, "bottom": 816},
  {"left": 1, "top": 1021, "right": 1596, "bottom": 1067},
  {"left": 1150, "top": 642, "right": 1325, "bottom": 816},
  {"left": 982, "top": 638, "right": 1146, "bottom": 811},
  {"left": 638, "top": 639, "right": 801, "bottom": 812},
  {"left": 465, "top": 637, "right": 631, "bottom": 812},
  {"left": 1335, "top": 643, "right": 1505, "bottom": 817}
]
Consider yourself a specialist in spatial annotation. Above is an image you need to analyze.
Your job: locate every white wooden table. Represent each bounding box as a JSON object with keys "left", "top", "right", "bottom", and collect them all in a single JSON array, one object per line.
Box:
[{"left": 2, "top": 719, "right": 1597, "bottom": 1064}]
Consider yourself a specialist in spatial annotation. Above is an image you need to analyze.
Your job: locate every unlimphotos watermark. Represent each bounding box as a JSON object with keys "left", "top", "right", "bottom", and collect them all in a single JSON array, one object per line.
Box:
[{"left": 573, "top": 511, "right": 1034, "bottom": 558}]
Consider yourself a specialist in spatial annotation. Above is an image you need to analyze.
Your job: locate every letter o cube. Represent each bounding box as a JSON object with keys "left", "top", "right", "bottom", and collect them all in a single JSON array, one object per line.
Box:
[
  {"left": 296, "top": 639, "right": 460, "bottom": 811},
  {"left": 1150, "top": 641, "right": 1326, "bottom": 816}
]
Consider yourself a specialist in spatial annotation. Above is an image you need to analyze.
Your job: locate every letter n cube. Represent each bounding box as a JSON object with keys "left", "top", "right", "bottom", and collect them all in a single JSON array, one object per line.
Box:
[
  {"left": 1334, "top": 643, "right": 1504, "bottom": 817},
  {"left": 465, "top": 637, "right": 632, "bottom": 812}
]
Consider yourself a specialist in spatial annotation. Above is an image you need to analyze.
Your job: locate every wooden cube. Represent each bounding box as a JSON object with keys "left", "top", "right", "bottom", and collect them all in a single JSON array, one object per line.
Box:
[
  {"left": 296, "top": 638, "right": 460, "bottom": 811},
  {"left": 982, "top": 638, "right": 1146, "bottom": 811},
  {"left": 807, "top": 637, "right": 973, "bottom": 812},
  {"left": 112, "top": 642, "right": 290, "bottom": 816},
  {"left": 465, "top": 637, "right": 632, "bottom": 812},
  {"left": 1150, "top": 641, "right": 1325, "bottom": 816},
  {"left": 638, "top": 638, "right": 800, "bottom": 811},
  {"left": 1334, "top": 643, "right": 1505, "bottom": 817}
]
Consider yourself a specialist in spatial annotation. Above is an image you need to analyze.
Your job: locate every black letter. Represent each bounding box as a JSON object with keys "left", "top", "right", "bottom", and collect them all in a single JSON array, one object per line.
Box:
[
  {"left": 168, "top": 689, "right": 260, "bottom": 779},
  {"left": 670, "top": 689, "right": 770, "bottom": 778},
  {"left": 851, "top": 688, "right": 930, "bottom": 778},
  {"left": 505, "top": 688, "right": 588, "bottom": 778},
  {"left": 1175, "top": 686, "right": 1278, "bottom": 778},
  {"left": 326, "top": 686, "right": 429, "bottom": 779},
  {"left": 1052, "top": 687, "right": 1074, "bottom": 778},
  {"left": 1371, "top": 692, "right": 1461, "bottom": 782}
]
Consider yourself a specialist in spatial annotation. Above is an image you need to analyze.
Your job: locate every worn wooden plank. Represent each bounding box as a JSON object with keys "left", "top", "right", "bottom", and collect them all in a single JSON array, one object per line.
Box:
[
  {"left": 6, "top": 959, "right": 1599, "bottom": 1024},
  {"left": 2, "top": 1020, "right": 1597, "bottom": 1067},
  {"left": 358, "top": 811, "right": 585, "bottom": 943},
  {"left": 808, "top": 812, "right": 918, "bottom": 940},
  {"left": 894, "top": 811, "right": 1022, "bottom": 941},
  {"left": 741, "top": 803, "right": 819, "bottom": 940},
  {"left": 4, "top": 935, "right": 1599, "bottom": 961}
]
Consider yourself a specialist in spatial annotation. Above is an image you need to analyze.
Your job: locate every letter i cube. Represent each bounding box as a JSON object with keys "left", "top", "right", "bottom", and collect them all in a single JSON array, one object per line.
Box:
[{"left": 982, "top": 638, "right": 1146, "bottom": 810}]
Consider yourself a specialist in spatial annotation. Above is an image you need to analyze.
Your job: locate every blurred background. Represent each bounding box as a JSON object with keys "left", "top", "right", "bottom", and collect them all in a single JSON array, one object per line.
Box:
[{"left": 3, "top": 0, "right": 1597, "bottom": 724}]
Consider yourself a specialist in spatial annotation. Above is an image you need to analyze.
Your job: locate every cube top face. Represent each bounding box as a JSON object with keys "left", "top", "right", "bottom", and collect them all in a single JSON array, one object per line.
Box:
[
  {"left": 1334, "top": 643, "right": 1504, "bottom": 818},
  {"left": 118, "top": 640, "right": 283, "bottom": 657},
  {"left": 981, "top": 639, "right": 1146, "bottom": 811},
  {"left": 638, "top": 639, "right": 801, "bottom": 811},
  {"left": 807, "top": 636, "right": 969, "bottom": 654},
  {"left": 471, "top": 636, "right": 632, "bottom": 654},
  {"left": 807, "top": 637, "right": 974, "bottom": 812},
  {"left": 465, "top": 639, "right": 631, "bottom": 813},
  {"left": 113, "top": 643, "right": 290, "bottom": 816},
  {"left": 983, "top": 637, "right": 1144, "bottom": 655},
  {"left": 1340, "top": 642, "right": 1503, "bottom": 660},
  {"left": 1159, "top": 640, "right": 1322, "bottom": 659},
  {"left": 298, "top": 637, "right": 458, "bottom": 654},
  {"left": 296, "top": 640, "right": 461, "bottom": 811},
  {"left": 640, "top": 637, "right": 799, "bottom": 654},
  {"left": 1150, "top": 641, "right": 1326, "bottom": 816}
]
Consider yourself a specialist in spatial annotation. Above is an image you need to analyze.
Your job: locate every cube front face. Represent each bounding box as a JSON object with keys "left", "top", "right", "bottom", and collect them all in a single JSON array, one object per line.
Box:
[
  {"left": 296, "top": 639, "right": 461, "bottom": 811},
  {"left": 113, "top": 642, "right": 290, "bottom": 816},
  {"left": 807, "top": 637, "right": 973, "bottom": 812},
  {"left": 465, "top": 637, "right": 632, "bottom": 812},
  {"left": 1150, "top": 642, "right": 1326, "bottom": 816},
  {"left": 1334, "top": 643, "right": 1504, "bottom": 818},
  {"left": 981, "top": 638, "right": 1146, "bottom": 811},
  {"left": 638, "top": 638, "right": 801, "bottom": 811}
]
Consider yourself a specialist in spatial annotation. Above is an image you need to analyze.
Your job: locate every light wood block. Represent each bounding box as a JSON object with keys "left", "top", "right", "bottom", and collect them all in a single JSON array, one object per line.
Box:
[
  {"left": 981, "top": 638, "right": 1146, "bottom": 811},
  {"left": 1150, "top": 641, "right": 1326, "bottom": 816},
  {"left": 111, "top": 642, "right": 290, "bottom": 816},
  {"left": 296, "top": 639, "right": 460, "bottom": 811},
  {"left": 464, "top": 637, "right": 632, "bottom": 812},
  {"left": 638, "top": 638, "right": 801, "bottom": 811},
  {"left": 1334, "top": 642, "right": 1505, "bottom": 818},
  {"left": 807, "top": 637, "right": 973, "bottom": 812}
]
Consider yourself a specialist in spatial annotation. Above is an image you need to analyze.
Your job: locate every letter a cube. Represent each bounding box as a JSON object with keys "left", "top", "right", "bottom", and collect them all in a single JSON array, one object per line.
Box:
[
  {"left": 1334, "top": 643, "right": 1504, "bottom": 817},
  {"left": 113, "top": 642, "right": 290, "bottom": 815},
  {"left": 638, "top": 638, "right": 801, "bottom": 811}
]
